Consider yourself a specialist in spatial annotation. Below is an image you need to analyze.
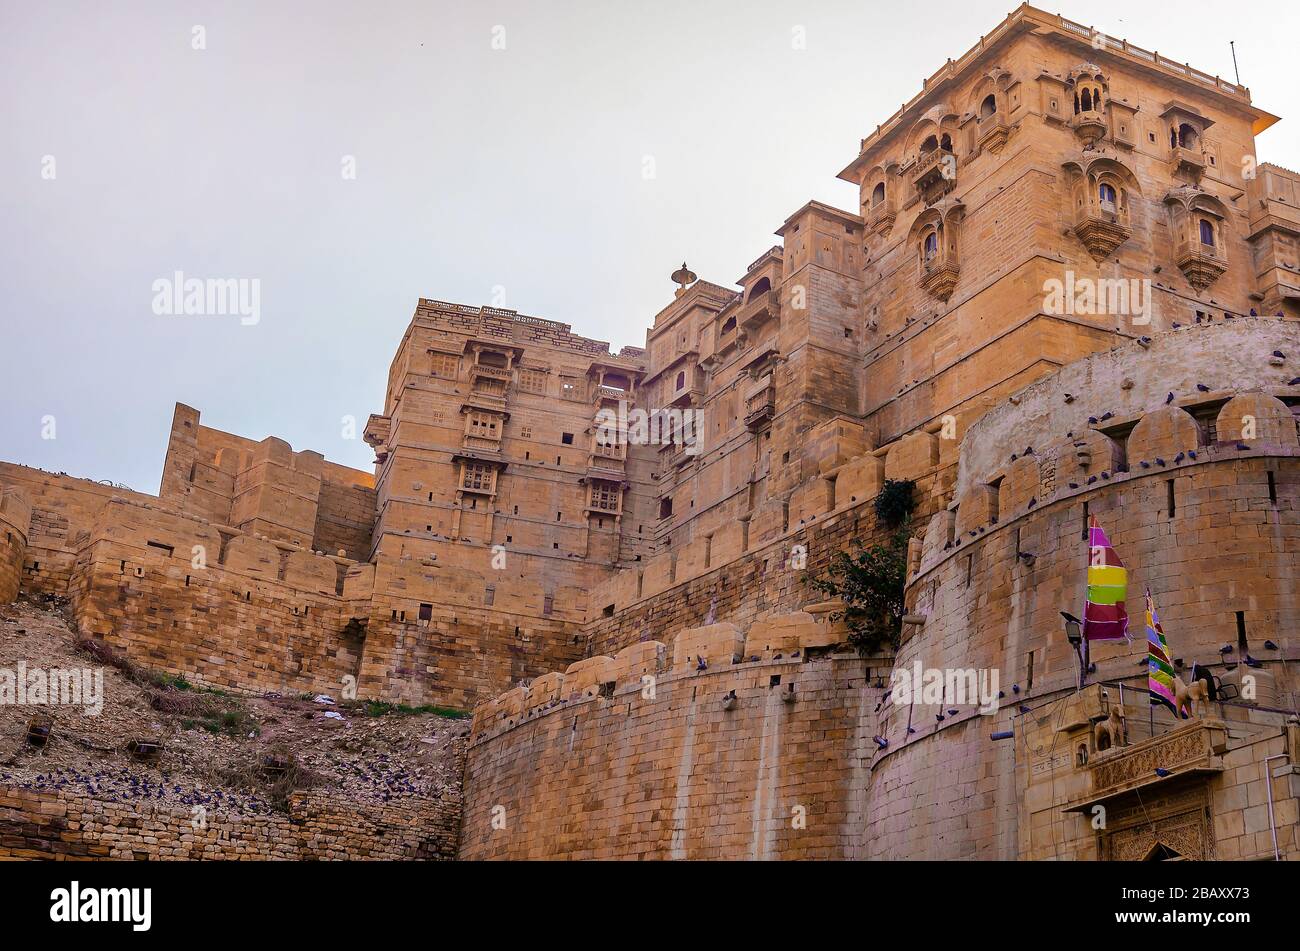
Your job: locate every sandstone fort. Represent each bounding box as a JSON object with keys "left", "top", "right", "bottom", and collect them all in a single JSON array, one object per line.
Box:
[{"left": 3, "top": 4, "right": 1299, "bottom": 861}]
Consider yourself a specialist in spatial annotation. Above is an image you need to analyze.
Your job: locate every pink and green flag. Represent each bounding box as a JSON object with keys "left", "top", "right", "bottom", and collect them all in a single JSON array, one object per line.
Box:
[
  {"left": 1145, "top": 589, "right": 1178, "bottom": 715},
  {"left": 1083, "top": 515, "right": 1128, "bottom": 641}
]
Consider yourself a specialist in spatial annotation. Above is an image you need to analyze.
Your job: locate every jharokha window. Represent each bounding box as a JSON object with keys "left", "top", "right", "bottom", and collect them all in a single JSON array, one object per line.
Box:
[
  {"left": 429, "top": 351, "right": 460, "bottom": 379},
  {"left": 517, "top": 367, "right": 548, "bottom": 394},
  {"left": 461, "top": 461, "right": 496, "bottom": 493},
  {"left": 923, "top": 230, "right": 939, "bottom": 263},
  {"left": 468, "top": 412, "right": 500, "bottom": 438},
  {"left": 589, "top": 480, "right": 621, "bottom": 513}
]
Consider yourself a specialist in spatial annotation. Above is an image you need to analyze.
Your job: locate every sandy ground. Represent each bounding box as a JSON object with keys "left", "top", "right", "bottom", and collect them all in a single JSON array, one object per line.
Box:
[{"left": 0, "top": 596, "right": 468, "bottom": 816}]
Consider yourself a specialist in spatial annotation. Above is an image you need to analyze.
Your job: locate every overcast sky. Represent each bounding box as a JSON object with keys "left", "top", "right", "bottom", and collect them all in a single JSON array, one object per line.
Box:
[{"left": 2, "top": 0, "right": 1296, "bottom": 493}]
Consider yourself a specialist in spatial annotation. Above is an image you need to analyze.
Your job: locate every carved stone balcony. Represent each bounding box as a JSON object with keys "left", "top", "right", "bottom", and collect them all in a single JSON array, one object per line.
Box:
[
  {"left": 738, "top": 288, "right": 778, "bottom": 333},
  {"left": 1171, "top": 146, "right": 1207, "bottom": 179},
  {"left": 667, "top": 369, "right": 704, "bottom": 408},
  {"left": 920, "top": 257, "right": 960, "bottom": 302},
  {"left": 462, "top": 392, "right": 508, "bottom": 414},
  {"left": 1073, "top": 201, "right": 1132, "bottom": 261},
  {"left": 660, "top": 441, "right": 694, "bottom": 470},
  {"left": 1175, "top": 237, "right": 1227, "bottom": 290},
  {"left": 470, "top": 363, "right": 512, "bottom": 384},
  {"left": 1065, "top": 718, "right": 1228, "bottom": 813},
  {"left": 462, "top": 434, "right": 502, "bottom": 453},
  {"left": 912, "top": 149, "right": 957, "bottom": 202},
  {"left": 592, "top": 384, "right": 629, "bottom": 409},
  {"left": 743, "top": 373, "right": 776, "bottom": 431},
  {"left": 363, "top": 414, "right": 391, "bottom": 449},
  {"left": 976, "top": 111, "right": 1010, "bottom": 153},
  {"left": 866, "top": 200, "right": 896, "bottom": 236},
  {"left": 1069, "top": 109, "right": 1107, "bottom": 147},
  {"left": 713, "top": 317, "right": 741, "bottom": 360}
]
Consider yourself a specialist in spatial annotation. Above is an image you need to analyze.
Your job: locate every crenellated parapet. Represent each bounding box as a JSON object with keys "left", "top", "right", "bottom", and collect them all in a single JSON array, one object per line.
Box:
[
  {"left": 460, "top": 607, "right": 884, "bottom": 860},
  {"left": 951, "top": 319, "right": 1300, "bottom": 504},
  {"left": 469, "top": 609, "right": 850, "bottom": 746}
]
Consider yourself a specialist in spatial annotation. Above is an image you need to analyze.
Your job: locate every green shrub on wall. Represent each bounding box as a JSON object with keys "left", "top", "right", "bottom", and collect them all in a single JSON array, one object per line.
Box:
[
  {"left": 808, "top": 480, "right": 916, "bottom": 654},
  {"left": 807, "top": 526, "right": 909, "bottom": 655},
  {"left": 872, "top": 478, "right": 916, "bottom": 529}
]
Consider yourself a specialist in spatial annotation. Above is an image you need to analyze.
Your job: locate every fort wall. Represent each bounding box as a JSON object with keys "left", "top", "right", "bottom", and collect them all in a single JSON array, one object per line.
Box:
[
  {"left": 0, "top": 462, "right": 156, "bottom": 595},
  {"left": 0, "top": 486, "right": 30, "bottom": 603},
  {"left": 64, "top": 496, "right": 584, "bottom": 709},
  {"left": 160, "top": 403, "right": 377, "bottom": 555},
  {"left": 460, "top": 612, "right": 884, "bottom": 860},
  {"left": 0, "top": 785, "right": 461, "bottom": 861}
]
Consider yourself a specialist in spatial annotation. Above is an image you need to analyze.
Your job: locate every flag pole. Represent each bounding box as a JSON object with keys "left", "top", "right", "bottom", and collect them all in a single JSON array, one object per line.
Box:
[
  {"left": 1147, "top": 588, "right": 1155, "bottom": 741},
  {"left": 1080, "top": 514, "right": 1095, "bottom": 688}
]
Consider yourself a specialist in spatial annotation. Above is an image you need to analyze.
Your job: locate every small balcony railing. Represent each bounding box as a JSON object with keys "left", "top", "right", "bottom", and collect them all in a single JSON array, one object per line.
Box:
[
  {"left": 1171, "top": 146, "right": 1206, "bottom": 175},
  {"left": 912, "top": 148, "right": 956, "bottom": 197}
]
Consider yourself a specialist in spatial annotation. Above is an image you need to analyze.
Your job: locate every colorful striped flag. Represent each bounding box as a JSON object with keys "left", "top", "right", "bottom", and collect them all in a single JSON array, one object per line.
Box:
[
  {"left": 1145, "top": 589, "right": 1178, "bottom": 715},
  {"left": 1083, "top": 515, "right": 1128, "bottom": 641}
]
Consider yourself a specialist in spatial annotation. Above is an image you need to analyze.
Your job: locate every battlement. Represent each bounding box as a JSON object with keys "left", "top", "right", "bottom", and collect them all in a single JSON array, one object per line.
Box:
[
  {"left": 470, "top": 609, "right": 846, "bottom": 743},
  {"left": 953, "top": 318, "right": 1300, "bottom": 495},
  {"left": 916, "top": 319, "right": 1300, "bottom": 574}
]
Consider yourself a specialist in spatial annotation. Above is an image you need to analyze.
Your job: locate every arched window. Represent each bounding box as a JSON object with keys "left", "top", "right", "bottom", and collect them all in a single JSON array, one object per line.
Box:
[
  {"left": 1080, "top": 87, "right": 1092, "bottom": 112},
  {"left": 675, "top": 371, "right": 686, "bottom": 390},
  {"left": 1199, "top": 218, "right": 1215, "bottom": 247},
  {"left": 721, "top": 315, "right": 736, "bottom": 334},
  {"left": 872, "top": 182, "right": 886, "bottom": 206},
  {"left": 923, "top": 231, "right": 939, "bottom": 263},
  {"left": 920, "top": 135, "right": 938, "bottom": 155},
  {"left": 939, "top": 133, "right": 953, "bottom": 152},
  {"left": 1178, "top": 123, "right": 1199, "bottom": 150},
  {"left": 1098, "top": 182, "right": 1117, "bottom": 208},
  {"left": 747, "top": 276, "right": 771, "bottom": 301},
  {"left": 1092, "top": 86, "right": 1103, "bottom": 111},
  {"left": 979, "top": 94, "right": 996, "bottom": 118}
]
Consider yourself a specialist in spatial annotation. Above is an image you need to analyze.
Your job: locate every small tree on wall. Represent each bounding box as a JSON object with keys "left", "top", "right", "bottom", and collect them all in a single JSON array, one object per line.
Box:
[{"left": 808, "top": 479, "right": 917, "bottom": 655}]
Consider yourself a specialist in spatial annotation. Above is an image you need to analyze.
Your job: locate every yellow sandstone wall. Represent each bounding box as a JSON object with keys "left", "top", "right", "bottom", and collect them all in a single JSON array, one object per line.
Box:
[
  {"left": 0, "top": 786, "right": 461, "bottom": 861},
  {"left": 461, "top": 613, "right": 885, "bottom": 860},
  {"left": 0, "top": 462, "right": 157, "bottom": 595},
  {"left": 0, "top": 486, "right": 31, "bottom": 603}
]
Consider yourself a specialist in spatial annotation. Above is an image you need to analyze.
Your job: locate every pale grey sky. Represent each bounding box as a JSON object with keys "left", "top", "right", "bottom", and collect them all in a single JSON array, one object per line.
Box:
[{"left": 2, "top": 0, "right": 1296, "bottom": 491}]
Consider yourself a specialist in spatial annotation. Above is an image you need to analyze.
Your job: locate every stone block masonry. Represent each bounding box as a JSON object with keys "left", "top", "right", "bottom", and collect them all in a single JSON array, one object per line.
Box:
[
  {"left": 0, "top": 787, "right": 461, "bottom": 860},
  {"left": 461, "top": 650, "right": 882, "bottom": 860},
  {"left": 0, "top": 486, "right": 30, "bottom": 603}
]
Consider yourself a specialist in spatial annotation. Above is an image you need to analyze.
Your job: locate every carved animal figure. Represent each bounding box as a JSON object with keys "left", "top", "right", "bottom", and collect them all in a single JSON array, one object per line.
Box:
[
  {"left": 1173, "top": 675, "right": 1209, "bottom": 719},
  {"left": 1094, "top": 704, "right": 1126, "bottom": 752}
]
